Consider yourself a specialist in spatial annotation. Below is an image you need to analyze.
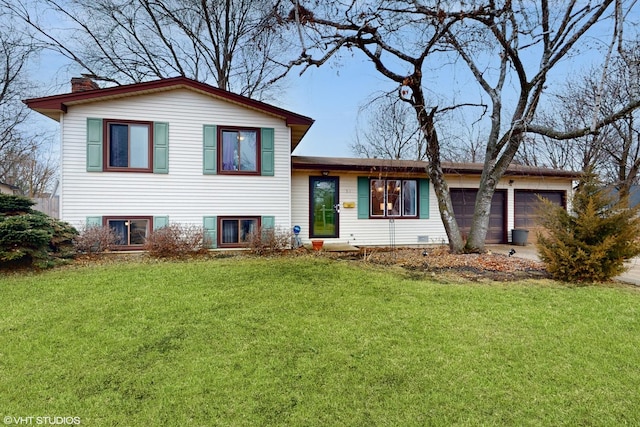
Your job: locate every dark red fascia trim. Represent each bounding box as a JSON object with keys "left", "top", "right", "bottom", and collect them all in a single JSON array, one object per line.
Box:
[{"left": 23, "top": 76, "right": 314, "bottom": 128}]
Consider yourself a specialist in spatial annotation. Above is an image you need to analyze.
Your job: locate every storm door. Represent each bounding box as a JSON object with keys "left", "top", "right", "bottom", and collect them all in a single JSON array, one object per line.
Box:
[{"left": 310, "top": 176, "right": 339, "bottom": 238}]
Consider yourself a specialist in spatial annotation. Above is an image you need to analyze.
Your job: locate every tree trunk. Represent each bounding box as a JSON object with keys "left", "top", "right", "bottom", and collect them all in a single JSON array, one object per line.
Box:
[
  {"left": 465, "top": 137, "right": 522, "bottom": 252},
  {"left": 411, "top": 92, "right": 465, "bottom": 253}
]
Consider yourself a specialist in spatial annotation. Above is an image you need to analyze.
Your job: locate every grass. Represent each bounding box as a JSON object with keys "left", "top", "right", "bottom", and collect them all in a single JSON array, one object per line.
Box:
[{"left": 1, "top": 255, "right": 640, "bottom": 426}]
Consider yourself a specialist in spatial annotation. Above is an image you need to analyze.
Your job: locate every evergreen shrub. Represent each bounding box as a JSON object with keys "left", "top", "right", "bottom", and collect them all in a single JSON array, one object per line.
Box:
[
  {"left": 0, "top": 194, "right": 77, "bottom": 268},
  {"left": 536, "top": 176, "right": 640, "bottom": 282}
]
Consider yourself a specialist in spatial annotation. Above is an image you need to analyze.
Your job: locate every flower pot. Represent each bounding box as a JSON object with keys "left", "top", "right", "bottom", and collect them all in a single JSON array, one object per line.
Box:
[{"left": 311, "top": 240, "right": 324, "bottom": 251}]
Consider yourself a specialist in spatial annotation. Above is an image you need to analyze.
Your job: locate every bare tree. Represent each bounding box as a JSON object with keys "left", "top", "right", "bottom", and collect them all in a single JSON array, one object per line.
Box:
[
  {"left": 519, "top": 50, "right": 640, "bottom": 201},
  {"left": 275, "top": 0, "right": 640, "bottom": 253},
  {"left": 515, "top": 85, "right": 611, "bottom": 173},
  {"left": 0, "top": 135, "right": 58, "bottom": 197},
  {"left": 352, "top": 95, "right": 426, "bottom": 160},
  {"left": 0, "top": 6, "right": 53, "bottom": 195},
  {"left": 5, "top": 0, "right": 291, "bottom": 99},
  {"left": 0, "top": 19, "right": 30, "bottom": 154}
]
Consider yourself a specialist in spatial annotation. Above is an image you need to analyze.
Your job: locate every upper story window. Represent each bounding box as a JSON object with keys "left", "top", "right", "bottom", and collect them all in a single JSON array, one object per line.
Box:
[
  {"left": 370, "top": 179, "right": 418, "bottom": 218},
  {"left": 220, "top": 128, "right": 260, "bottom": 174},
  {"left": 105, "top": 120, "right": 153, "bottom": 172}
]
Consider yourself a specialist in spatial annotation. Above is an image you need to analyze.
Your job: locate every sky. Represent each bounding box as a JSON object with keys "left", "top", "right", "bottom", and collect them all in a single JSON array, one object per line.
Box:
[
  {"left": 30, "top": 50, "right": 387, "bottom": 159},
  {"left": 26, "top": 2, "right": 635, "bottom": 161},
  {"left": 279, "top": 58, "right": 393, "bottom": 158}
]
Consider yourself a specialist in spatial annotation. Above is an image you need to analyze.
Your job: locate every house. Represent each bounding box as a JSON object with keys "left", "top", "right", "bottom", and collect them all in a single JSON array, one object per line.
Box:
[
  {"left": 24, "top": 76, "right": 577, "bottom": 249},
  {"left": 0, "top": 181, "right": 21, "bottom": 195},
  {"left": 24, "top": 76, "right": 313, "bottom": 248},
  {"left": 291, "top": 156, "right": 578, "bottom": 246}
]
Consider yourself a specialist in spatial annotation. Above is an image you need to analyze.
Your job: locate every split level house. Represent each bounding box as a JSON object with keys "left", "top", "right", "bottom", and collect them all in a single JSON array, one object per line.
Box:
[{"left": 24, "top": 76, "right": 578, "bottom": 250}]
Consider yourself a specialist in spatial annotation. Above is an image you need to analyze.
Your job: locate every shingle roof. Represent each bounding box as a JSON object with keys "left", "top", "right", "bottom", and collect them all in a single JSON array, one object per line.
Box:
[
  {"left": 292, "top": 156, "right": 582, "bottom": 178},
  {"left": 0, "top": 181, "right": 20, "bottom": 190}
]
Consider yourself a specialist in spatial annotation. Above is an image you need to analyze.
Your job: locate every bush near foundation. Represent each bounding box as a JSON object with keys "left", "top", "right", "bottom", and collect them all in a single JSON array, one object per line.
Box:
[
  {"left": 536, "top": 176, "right": 640, "bottom": 282},
  {"left": 73, "top": 224, "right": 120, "bottom": 254},
  {"left": 0, "top": 193, "right": 77, "bottom": 268},
  {"left": 247, "top": 226, "right": 292, "bottom": 255},
  {"left": 144, "top": 223, "right": 209, "bottom": 258}
]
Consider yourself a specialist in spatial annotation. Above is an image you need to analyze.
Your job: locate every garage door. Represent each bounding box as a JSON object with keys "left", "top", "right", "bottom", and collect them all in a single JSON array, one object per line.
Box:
[
  {"left": 514, "top": 190, "right": 565, "bottom": 229},
  {"left": 451, "top": 188, "right": 506, "bottom": 244}
]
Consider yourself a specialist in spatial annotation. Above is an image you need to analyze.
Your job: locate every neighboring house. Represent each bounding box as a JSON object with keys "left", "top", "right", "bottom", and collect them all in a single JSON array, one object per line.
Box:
[
  {"left": 0, "top": 181, "right": 21, "bottom": 195},
  {"left": 25, "top": 76, "right": 578, "bottom": 249}
]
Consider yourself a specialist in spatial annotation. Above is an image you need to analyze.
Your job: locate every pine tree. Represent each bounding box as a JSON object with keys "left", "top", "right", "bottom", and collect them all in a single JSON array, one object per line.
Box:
[
  {"left": 536, "top": 175, "right": 640, "bottom": 282},
  {"left": 0, "top": 193, "right": 77, "bottom": 268}
]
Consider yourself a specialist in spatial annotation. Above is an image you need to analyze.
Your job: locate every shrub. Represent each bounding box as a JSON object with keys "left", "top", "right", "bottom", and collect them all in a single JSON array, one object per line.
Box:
[
  {"left": 536, "top": 175, "right": 640, "bottom": 282},
  {"left": 144, "top": 223, "right": 209, "bottom": 258},
  {"left": 247, "top": 226, "right": 292, "bottom": 255},
  {"left": 0, "top": 194, "right": 78, "bottom": 268},
  {"left": 45, "top": 214, "right": 77, "bottom": 258},
  {"left": 0, "top": 194, "right": 34, "bottom": 214},
  {"left": 73, "top": 224, "right": 119, "bottom": 254}
]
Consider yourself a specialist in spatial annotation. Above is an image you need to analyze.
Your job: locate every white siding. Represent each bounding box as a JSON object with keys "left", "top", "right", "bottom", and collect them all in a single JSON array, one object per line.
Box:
[
  {"left": 61, "top": 89, "right": 291, "bottom": 230},
  {"left": 292, "top": 171, "right": 446, "bottom": 246},
  {"left": 292, "top": 171, "right": 574, "bottom": 247}
]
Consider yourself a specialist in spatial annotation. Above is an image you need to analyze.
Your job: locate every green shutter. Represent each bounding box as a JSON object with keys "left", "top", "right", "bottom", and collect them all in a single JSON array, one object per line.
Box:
[
  {"left": 153, "top": 216, "right": 169, "bottom": 230},
  {"left": 203, "top": 216, "right": 217, "bottom": 248},
  {"left": 262, "top": 216, "right": 275, "bottom": 229},
  {"left": 153, "top": 122, "right": 169, "bottom": 174},
  {"left": 203, "top": 125, "right": 217, "bottom": 175},
  {"left": 261, "top": 215, "right": 275, "bottom": 240},
  {"left": 86, "top": 216, "right": 102, "bottom": 227},
  {"left": 261, "top": 128, "right": 275, "bottom": 176},
  {"left": 357, "top": 177, "right": 370, "bottom": 219},
  {"left": 419, "top": 178, "right": 430, "bottom": 219},
  {"left": 86, "top": 118, "right": 103, "bottom": 172}
]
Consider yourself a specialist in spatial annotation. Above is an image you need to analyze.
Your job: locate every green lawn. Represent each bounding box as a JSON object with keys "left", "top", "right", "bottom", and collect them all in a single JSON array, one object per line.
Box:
[{"left": 1, "top": 256, "right": 640, "bottom": 426}]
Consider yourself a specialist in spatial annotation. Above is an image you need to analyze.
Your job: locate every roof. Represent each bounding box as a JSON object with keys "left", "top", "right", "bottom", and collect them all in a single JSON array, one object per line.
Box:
[
  {"left": 292, "top": 156, "right": 582, "bottom": 179},
  {"left": 0, "top": 181, "right": 20, "bottom": 190},
  {"left": 23, "top": 76, "right": 315, "bottom": 149}
]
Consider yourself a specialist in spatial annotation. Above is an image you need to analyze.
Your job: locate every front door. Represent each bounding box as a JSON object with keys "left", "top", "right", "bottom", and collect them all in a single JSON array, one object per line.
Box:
[{"left": 310, "top": 176, "right": 339, "bottom": 238}]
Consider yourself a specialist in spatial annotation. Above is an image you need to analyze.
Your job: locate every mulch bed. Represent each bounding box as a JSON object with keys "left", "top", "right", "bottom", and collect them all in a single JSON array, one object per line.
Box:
[
  {"left": 327, "top": 246, "right": 550, "bottom": 282},
  {"left": 2, "top": 246, "right": 549, "bottom": 282}
]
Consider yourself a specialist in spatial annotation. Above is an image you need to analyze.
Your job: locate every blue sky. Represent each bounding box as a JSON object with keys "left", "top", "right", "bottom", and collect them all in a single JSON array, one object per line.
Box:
[
  {"left": 27, "top": 3, "right": 633, "bottom": 161},
  {"left": 30, "top": 51, "right": 385, "bottom": 159},
  {"left": 281, "top": 58, "right": 394, "bottom": 158}
]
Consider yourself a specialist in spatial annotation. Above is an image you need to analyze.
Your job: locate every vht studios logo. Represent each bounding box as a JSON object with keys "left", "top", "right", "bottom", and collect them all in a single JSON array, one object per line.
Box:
[{"left": 3, "top": 416, "right": 81, "bottom": 425}]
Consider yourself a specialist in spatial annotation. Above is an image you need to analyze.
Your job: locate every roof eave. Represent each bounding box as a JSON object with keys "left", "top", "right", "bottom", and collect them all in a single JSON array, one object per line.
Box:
[
  {"left": 291, "top": 156, "right": 582, "bottom": 179},
  {"left": 23, "top": 77, "right": 315, "bottom": 134}
]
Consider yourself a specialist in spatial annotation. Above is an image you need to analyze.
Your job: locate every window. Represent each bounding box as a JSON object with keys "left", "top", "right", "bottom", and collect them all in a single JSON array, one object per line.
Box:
[
  {"left": 219, "top": 217, "right": 259, "bottom": 247},
  {"left": 220, "top": 128, "right": 259, "bottom": 173},
  {"left": 105, "top": 120, "right": 153, "bottom": 171},
  {"left": 370, "top": 179, "right": 418, "bottom": 218},
  {"left": 106, "top": 216, "right": 151, "bottom": 247}
]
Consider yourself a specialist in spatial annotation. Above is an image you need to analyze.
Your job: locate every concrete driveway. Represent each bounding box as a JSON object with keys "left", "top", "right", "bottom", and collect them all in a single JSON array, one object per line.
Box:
[{"left": 488, "top": 244, "right": 640, "bottom": 285}]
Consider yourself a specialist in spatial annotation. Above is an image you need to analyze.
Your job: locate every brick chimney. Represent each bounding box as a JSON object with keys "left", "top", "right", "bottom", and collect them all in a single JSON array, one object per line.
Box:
[{"left": 71, "top": 75, "right": 100, "bottom": 93}]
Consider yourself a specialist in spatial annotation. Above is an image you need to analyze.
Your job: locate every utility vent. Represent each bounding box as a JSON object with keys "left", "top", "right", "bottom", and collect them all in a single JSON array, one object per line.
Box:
[{"left": 417, "top": 235, "right": 429, "bottom": 243}]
